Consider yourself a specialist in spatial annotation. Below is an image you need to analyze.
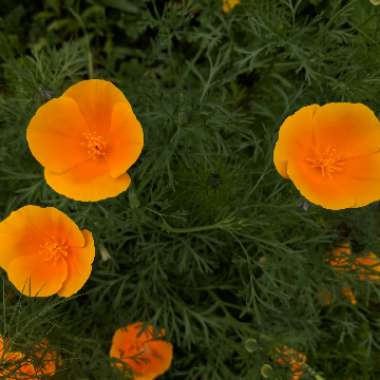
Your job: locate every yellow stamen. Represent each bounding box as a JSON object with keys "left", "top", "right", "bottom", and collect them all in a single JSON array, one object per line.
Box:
[
  {"left": 82, "top": 131, "right": 107, "bottom": 160},
  {"left": 306, "top": 147, "right": 345, "bottom": 178},
  {"left": 39, "top": 238, "right": 69, "bottom": 263}
]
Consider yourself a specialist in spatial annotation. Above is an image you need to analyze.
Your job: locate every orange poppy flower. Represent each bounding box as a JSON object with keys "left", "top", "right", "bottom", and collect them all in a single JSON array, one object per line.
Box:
[
  {"left": 110, "top": 322, "right": 173, "bottom": 380},
  {"left": 273, "top": 103, "right": 380, "bottom": 210},
  {"left": 0, "top": 336, "right": 58, "bottom": 379},
  {"left": 223, "top": 0, "right": 240, "bottom": 13},
  {"left": 0, "top": 205, "right": 95, "bottom": 297},
  {"left": 27, "top": 79, "right": 144, "bottom": 202}
]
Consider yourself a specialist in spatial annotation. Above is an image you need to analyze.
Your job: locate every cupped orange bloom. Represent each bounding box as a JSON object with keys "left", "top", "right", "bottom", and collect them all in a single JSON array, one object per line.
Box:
[
  {"left": 0, "top": 336, "right": 58, "bottom": 379},
  {"left": 274, "top": 103, "right": 380, "bottom": 210},
  {"left": 223, "top": 0, "right": 240, "bottom": 13},
  {"left": 27, "top": 79, "right": 144, "bottom": 202},
  {"left": 0, "top": 205, "right": 95, "bottom": 297},
  {"left": 110, "top": 322, "right": 173, "bottom": 380}
]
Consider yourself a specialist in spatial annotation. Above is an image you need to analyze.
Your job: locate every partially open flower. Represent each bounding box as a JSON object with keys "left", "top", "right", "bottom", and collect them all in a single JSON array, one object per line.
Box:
[
  {"left": 110, "top": 322, "right": 173, "bottom": 380},
  {"left": 0, "top": 205, "right": 95, "bottom": 297},
  {"left": 223, "top": 0, "right": 240, "bottom": 13},
  {"left": 27, "top": 79, "right": 144, "bottom": 202},
  {"left": 274, "top": 103, "right": 380, "bottom": 210}
]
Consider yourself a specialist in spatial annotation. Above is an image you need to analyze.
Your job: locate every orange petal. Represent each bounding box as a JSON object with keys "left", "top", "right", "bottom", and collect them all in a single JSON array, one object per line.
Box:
[
  {"left": 287, "top": 151, "right": 380, "bottom": 209},
  {"left": 57, "top": 230, "right": 95, "bottom": 297},
  {"left": 63, "top": 79, "right": 127, "bottom": 136},
  {"left": 7, "top": 255, "right": 67, "bottom": 297},
  {"left": 26, "top": 97, "right": 89, "bottom": 173},
  {"left": 287, "top": 158, "right": 353, "bottom": 209},
  {"left": 314, "top": 103, "right": 380, "bottom": 158},
  {"left": 136, "top": 340, "right": 173, "bottom": 377},
  {"left": 106, "top": 102, "right": 144, "bottom": 178},
  {"left": 45, "top": 160, "right": 131, "bottom": 201},
  {"left": 136, "top": 375, "right": 156, "bottom": 380},
  {"left": 273, "top": 105, "right": 319, "bottom": 178},
  {"left": 110, "top": 324, "right": 172, "bottom": 379},
  {"left": 110, "top": 323, "right": 153, "bottom": 360},
  {"left": 0, "top": 206, "right": 85, "bottom": 271}
]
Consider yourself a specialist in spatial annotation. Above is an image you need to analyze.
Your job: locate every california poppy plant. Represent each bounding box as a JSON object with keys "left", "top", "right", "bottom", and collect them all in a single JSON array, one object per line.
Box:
[
  {"left": 0, "top": 205, "right": 95, "bottom": 297},
  {"left": 110, "top": 322, "right": 173, "bottom": 380},
  {"left": 27, "top": 79, "right": 144, "bottom": 201},
  {"left": 273, "top": 103, "right": 380, "bottom": 210}
]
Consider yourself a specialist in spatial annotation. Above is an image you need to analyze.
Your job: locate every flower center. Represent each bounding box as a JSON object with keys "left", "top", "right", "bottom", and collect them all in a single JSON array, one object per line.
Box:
[
  {"left": 82, "top": 131, "right": 107, "bottom": 160},
  {"left": 39, "top": 238, "right": 69, "bottom": 263},
  {"left": 306, "top": 146, "right": 345, "bottom": 178}
]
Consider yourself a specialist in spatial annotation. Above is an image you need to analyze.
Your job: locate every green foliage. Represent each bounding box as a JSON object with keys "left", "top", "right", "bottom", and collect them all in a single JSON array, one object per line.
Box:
[{"left": 1, "top": 0, "right": 380, "bottom": 379}]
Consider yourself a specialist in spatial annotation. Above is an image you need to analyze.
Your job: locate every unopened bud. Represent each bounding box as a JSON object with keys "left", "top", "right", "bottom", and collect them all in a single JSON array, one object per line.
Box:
[
  {"left": 260, "top": 364, "right": 273, "bottom": 378},
  {"left": 244, "top": 338, "right": 258, "bottom": 353}
]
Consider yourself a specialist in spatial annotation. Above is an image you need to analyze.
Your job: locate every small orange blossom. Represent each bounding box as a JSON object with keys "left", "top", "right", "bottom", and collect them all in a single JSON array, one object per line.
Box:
[
  {"left": 0, "top": 205, "right": 95, "bottom": 297},
  {"left": 274, "top": 103, "right": 380, "bottom": 210},
  {"left": 110, "top": 322, "right": 173, "bottom": 380},
  {"left": 27, "top": 79, "right": 144, "bottom": 202},
  {"left": 0, "top": 336, "right": 58, "bottom": 379}
]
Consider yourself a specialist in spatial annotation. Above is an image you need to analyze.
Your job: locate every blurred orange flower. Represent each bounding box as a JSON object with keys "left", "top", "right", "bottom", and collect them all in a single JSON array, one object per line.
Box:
[
  {"left": 273, "top": 103, "right": 380, "bottom": 210},
  {"left": 223, "top": 0, "right": 240, "bottom": 13},
  {"left": 327, "top": 242, "right": 354, "bottom": 272},
  {"left": 356, "top": 251, "right": 380, "bottom": 281},
  {"left": 324, "top": 242, "right": 380, "bottom": 305},
  {"left": 0, "top": 336, "right": 58, "bottom": 379},
  {"left": 274, "top": 346, "right": 306, "bottom": 380},
  {"left": 27, "top": 79, "right": 144, "bottom": 202},
  {"left": 324, "top": 242, "right": 357, "bottom": 304},
  {"left": 0, "top": 205, "right": 95, "bottom": 297},
  {"left": 110, "top": 322, "right": 173, "bottom": 380}
]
